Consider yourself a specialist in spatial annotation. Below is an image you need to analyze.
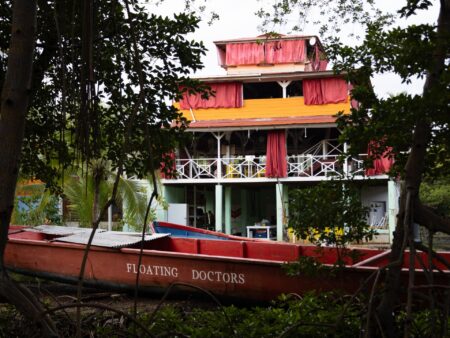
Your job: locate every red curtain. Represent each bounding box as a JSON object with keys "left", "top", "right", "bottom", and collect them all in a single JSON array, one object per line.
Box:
[
  {"left": 348, "top": 83, "right": 360, "bottom": 110},
  {"left": 365, "top": 142, "right": 394, "bottom": 176},
  {"left": 160, "top": 152, "right": 176, "bottom": 179},
  {"left": 311, "top": 45, "right": 327, "bottom": 71},
  {"left": 303, "top": 77, "right": 348, "bottom": 105},
  {"left": 303, "top": 79, "right": 323, "bottom": 105},
  {"left": 319, "top": 60, "right": 328, "bottom": 70},
  {"left": 264, "top": 40, "right": 306, "bottom": 64},
  {"left": 265, "top": 130, "right": 287, "bottom": 178},
  {"left": 226, "top": 43, "right": 264, "bottom": 66},
  {"left": 179, "top": 83, "right": 243, "bottom": 109},
  {"left": 321, "top": 77, "right": 348, "bottom": 103}
]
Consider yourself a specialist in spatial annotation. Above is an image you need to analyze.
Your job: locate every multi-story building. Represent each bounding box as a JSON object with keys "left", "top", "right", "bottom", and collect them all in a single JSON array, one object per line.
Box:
[{"left": 157, "top": 34, "right": 398, "bottom": 242}]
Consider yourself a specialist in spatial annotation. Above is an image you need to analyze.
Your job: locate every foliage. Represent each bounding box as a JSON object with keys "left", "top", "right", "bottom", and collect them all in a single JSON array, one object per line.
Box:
[
  {"left": 257, "top": 0, "right": 449, "bottom": 183},
  {"left": 0, "top": 0, "right": 208, "bottom": 190},
  {"left": 113, "top": 293, "right": 362, "bottom": 337},
  {"left": 259, "top": 1, "right": 450, "bottom": 335},
  {"left": 288, "top": 181, "right": 373, "bottom": 249},
  {"left": 63, "top": 160, "right": 149, "bottom": 228},
  {"left": 11, "top": 182, "right": 62, "bottom": 226},
  {"left": 283, "top": 255, "right": 332, "bottom": 277},
  {"left": 256, "top": 0, "right": 394, "bottom": 40},
  {"left": 397, "top": 309, "right": 450, "bottom": 338},
  {"left": 1, "top": 290, "right": 449, "bottom": 337},
  {"left": 420, "top": 177, "right": 450, "bottom": 218}
]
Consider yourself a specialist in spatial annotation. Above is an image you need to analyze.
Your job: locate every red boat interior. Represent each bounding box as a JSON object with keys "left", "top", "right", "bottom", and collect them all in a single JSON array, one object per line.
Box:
[{"left": 8, "top": 226, "right": 450, "bottom": 270}]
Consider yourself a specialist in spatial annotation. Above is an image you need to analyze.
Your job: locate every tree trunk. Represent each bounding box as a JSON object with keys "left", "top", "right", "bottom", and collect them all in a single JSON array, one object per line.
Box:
[
  {"left": 0, "top": 0, "right": 37, "bottom": 266},
  {"left": 0, "top": 1, "right": 58, "bottom": 336},
  {"left": 376, "top": 1, "right": 450, "bottom": 336}
]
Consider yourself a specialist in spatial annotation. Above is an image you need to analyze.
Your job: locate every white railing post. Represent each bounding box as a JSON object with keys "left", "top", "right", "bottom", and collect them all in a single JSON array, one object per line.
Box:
[
  {"left": 343, "top": 142, "right": 349, "bottom": 177},
  {"left": 214, "top": 132, "right": 224, "bottom": 179}
]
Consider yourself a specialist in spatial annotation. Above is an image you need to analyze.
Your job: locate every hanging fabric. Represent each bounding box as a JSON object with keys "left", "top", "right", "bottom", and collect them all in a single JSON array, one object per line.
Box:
[
  {"left": 160, "top": 152, "right": 176, "bottom": 179},
  {"left": 303, "top": 77, "right": 348, "bottom": 105},
  {"left": 365, "top": 141, "right": 394, "bottom": 176},
  {"left": 265, "top": 130, "right": 287, "bottom": 178},
  {"left": 225, "top": 43, "right": 265, "bottom": 66},
  {"left": 179, "top": 83, "right": 243, "bottom": 109},
  {"left": 264, "top": 40, "right": 306, "bottom": 64}
]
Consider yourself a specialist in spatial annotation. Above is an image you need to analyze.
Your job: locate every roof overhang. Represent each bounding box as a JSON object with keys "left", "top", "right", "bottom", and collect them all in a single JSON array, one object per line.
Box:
[
  {"left": 190, "top": 70, "right": 347, "bottom": 83},
  {"left": 184, "top": 115, "right": 338, "bottom": 132},
  {"left": 214, "top": 34, "right": 325, "bottom": 51}
]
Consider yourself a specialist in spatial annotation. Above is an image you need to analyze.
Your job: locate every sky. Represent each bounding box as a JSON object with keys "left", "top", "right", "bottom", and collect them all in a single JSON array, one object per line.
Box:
[{"left": 149, "top": 0, "right": 440, "bottom": 98}]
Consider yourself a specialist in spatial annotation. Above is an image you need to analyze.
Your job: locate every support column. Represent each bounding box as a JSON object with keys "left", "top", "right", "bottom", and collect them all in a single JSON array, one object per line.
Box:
[
  {"left": 387, "top": 180, "right": 399, "bottom": 244},
  {"left": 224, "top": 186, "right": 232, "bottom": 235},
  {"left": 322, "top": 139, "right": 328, "bottom": 156},
  {"left": 276, "top": 183, "right": 285, "bottom": 241},
  {"left": 215, "top": 184, "right": 223, "bottom": 232},
  {"left": 240, "top": 189, "right": 249, "bottom": 231},
  {"left": 343, "top": 142, "right": 349, "bottom": 177},
  {"left": 157, "top": 184, "right": 169, "bottom": 222},
  {"left": 277, "top": 80, "right": 291, "bottom": 98},
  {"left": 214, "top": 132, "right": 224, "bottom": 178},
  {"left": 108, "top": 205, "right": 113, "bottom": 231},
  {"left": 283, "top": 184, "right": 289, "bottom": 238}
]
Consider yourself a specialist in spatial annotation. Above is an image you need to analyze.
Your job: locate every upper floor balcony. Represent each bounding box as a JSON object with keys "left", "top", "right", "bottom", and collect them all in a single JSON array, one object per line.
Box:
[
  {"left": 168, "top": 154, "right": 367, "bottom": 183},
  {"left": 161, "top": 139, "right": 388, "bottom": 184}
]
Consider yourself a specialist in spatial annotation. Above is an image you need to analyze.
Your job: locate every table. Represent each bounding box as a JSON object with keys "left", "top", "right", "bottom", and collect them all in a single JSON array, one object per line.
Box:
[{"left": 246, "top": 225, "right": 276, "bottom": 240}]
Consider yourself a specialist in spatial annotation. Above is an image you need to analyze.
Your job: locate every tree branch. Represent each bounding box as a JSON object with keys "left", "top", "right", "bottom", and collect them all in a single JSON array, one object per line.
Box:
[{"left": 415, "top": 201, "right": 450, "bottom": 235}]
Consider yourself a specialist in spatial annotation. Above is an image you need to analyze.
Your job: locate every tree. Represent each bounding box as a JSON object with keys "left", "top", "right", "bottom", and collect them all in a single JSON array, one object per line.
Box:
[
  {"left": 0, "top": 0, "right": 207, "bottom": 334},
  {"left": 63, "top": 160, "right": 149, "bottom": 229},
  {"left": 259, "top": 0, "right": 450, "bottom": 336},
  {"left": 288, "top": 181, "right": 373, "bottom": 264},
  {"left": 420, "top": 177, "right": 450, "bottom": 219}
]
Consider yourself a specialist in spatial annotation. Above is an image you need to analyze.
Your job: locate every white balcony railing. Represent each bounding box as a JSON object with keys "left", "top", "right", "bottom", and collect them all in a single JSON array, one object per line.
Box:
[
  {"left": 171, "top": 155, "right": 367, "bottom": 181},
  {"left": 176, "top": 158, "right": 219, "bottom": 179}
]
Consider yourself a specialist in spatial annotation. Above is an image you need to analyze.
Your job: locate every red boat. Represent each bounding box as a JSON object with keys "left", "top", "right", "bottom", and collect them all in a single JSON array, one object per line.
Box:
[{"left": 5, "top": 225, "right": 450, "bottom": 301}]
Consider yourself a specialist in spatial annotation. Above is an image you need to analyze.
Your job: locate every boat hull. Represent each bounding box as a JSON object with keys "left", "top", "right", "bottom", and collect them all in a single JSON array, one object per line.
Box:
[
  {"left": 5, "top": 229, "right": 450, "bottom": 301},
  {"left": 5, "top": 237, "right": 375, "bottom": 301}
]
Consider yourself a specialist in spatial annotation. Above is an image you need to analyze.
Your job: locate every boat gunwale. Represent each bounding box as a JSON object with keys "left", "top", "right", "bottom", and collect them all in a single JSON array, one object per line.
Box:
[{"left": 8, "top": 236, "right": 449, "bottom": 275}]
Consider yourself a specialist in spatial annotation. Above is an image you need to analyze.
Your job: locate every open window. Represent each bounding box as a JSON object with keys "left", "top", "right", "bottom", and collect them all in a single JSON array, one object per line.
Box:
[
  {"left": 243, "top": 82, "right": 282, "bottom": 99},
  {"left": 287, "top": 80, "right": 303, "bottom": 97}
]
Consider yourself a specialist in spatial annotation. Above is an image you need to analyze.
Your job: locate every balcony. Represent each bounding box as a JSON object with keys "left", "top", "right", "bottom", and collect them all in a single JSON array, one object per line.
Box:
[{"left": 166, "top": 154, "right": 367, "bottom": 182}]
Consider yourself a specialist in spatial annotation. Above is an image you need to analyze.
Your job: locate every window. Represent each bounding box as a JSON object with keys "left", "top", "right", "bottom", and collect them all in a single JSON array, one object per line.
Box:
[
  {"left": 287, "top": 80, "right": 303, "bottom": 97},
  {"left": 243, "top": 82, "right": 282, "bottom": 99}
]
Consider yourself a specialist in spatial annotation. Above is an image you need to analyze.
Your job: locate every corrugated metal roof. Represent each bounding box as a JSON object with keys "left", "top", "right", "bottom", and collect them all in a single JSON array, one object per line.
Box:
[
  {"left": 55, "top": 231, "right": 170, "bottom": 248},
  {"left": 28, "top": 225, "right": 106, "bottom": 236}
]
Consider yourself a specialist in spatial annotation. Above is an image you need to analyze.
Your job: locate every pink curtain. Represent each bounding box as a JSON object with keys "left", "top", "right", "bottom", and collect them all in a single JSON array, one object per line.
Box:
[
  {"left": 321, "top": 78, "right": 348, "bottom": 103},
  {"left": 303, "top": 77, "right": 348, "bottom": 105},
  {"left": 264, "top": 40, "right": 306, "bottom": 64},
  {"left": 365, "top": 142, "right": 394, "bottom": 176},
  {"left": 265, "top": 130, "right": 287, "bottom": 178},
  {"left": 226, "top": 43, "right": 264, "bottom": 66},
  {"left": 319, "top": 60, "right": 328, "bottom": 70},
  {"left": 348, "top": 83, "right": 360, "bottom": 109},
  {"left": 179, "top": 83, "right": 243, "bottom": 109},
  {"left": 303, "top": 79, "right": 323, "bottom": 105},
  {"left": 311, "top": 45, "right": 328, "bottom": 71},
  {"left": 226, "top": 40, "right": 306, "bottom": 66}
]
